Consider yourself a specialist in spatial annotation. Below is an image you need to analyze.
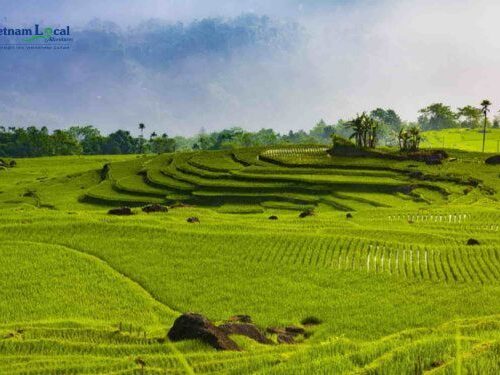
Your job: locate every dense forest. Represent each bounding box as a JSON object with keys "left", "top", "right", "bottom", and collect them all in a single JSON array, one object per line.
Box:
[{"left": 1, "top": 103, "right": 498, "bottom": 157}]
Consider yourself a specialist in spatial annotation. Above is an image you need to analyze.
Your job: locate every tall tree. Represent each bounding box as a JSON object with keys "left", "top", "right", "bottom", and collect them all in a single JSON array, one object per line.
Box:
[
  {"left": 457, "top": 105, "right": 483, "bottom": 128},
  {"left": 480, "top": 99, "right": 492, "bottom": 152},
  {"left": 398, "top": 125, "right": 421, "bottom": 152},
  {"left": 310, "top": 119, "right": 336, "bottom": 143},
  {"left": 344, "top": 113, "right": 380, "bottom": 148},
  {"left": 103, "top": 130, "right": 138, "bottom": 154},
  {"left": 418, "top": 103, "right": 458, "bottom": 130},
  {"left": 138, "top": 123, "right": 146, "bottom": 153},
  {"left": 370, "top": 108, "right": 402, "bottom": 131},
  {"left": 68, "top": 126, "right": 103, "bottom": 154},
  {"left": 50, "top": 130, "right": 82, "bottom": 155}
]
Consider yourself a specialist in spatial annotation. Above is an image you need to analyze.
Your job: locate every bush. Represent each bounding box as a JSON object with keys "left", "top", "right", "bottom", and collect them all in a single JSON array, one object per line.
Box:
[
  {"left": 331, "top": 135, "right": 355, "bottom": 148},
  {"left": 329, "top": 135, "right": 367, "bottom": 156}
]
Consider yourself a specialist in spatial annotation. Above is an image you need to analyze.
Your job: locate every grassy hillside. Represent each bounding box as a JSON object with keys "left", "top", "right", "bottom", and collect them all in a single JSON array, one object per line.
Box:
[
  {"left": 421, "top": 128, "right": 500, "bottom": 152},
  {"left": 0, "top": 146, "right": 498, "bottom": 373}
]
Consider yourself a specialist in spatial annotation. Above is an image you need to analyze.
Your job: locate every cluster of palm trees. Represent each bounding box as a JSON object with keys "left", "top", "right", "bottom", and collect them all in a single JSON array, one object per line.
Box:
[
  {"left": 397, "top": 126, "right": 421, "bottom": 152},
  {"left": 344, "top": 112, "right": 380, "bottom": 148}
]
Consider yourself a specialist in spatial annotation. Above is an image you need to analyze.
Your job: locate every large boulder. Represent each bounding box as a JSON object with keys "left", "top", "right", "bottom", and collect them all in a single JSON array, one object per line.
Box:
[
  {"left": 167, "top": 313, "right": 240, "bottom": 351},
  {"left": 485, "top": 155, "right": 500, "bottom": 165},
  {"left": 142, "top": 204, "right": 168, "bottom": 213}
]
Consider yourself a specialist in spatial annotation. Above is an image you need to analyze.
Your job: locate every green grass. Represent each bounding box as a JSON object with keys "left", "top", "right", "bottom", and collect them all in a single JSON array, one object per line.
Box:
[
  {"left": 0, "top": 240, "right": 173, "bottom": 326},
  {"left": 0, "top": 146, "right": 498, "bottom": 373},
  {"left": 421, "top": 128, "right": 500, "bottom": 152}
]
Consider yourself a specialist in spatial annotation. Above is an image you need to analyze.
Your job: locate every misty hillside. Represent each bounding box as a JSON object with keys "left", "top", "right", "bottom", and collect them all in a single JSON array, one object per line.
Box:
[{"left": 0, "top": 15, "right": 302, "bottom": 133}]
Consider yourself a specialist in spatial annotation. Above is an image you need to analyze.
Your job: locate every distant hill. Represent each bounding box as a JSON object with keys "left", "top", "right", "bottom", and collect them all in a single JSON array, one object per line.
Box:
[{"left": 421, "top": 128, "right": 500, "bottom": 152}]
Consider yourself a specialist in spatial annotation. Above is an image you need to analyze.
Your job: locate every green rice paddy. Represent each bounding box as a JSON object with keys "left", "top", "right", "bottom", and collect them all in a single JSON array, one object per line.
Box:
[{"left": 0, "top": 145, "right": 498, "bottom": 374}]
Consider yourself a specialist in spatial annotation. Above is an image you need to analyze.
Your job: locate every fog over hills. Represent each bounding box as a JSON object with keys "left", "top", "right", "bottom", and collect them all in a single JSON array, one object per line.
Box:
[{"left": 1, "top": 0, "right": 499, "bottom": 136}]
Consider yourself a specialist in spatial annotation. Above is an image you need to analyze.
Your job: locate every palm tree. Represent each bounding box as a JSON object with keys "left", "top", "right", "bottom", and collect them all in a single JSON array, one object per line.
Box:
[
  {"left": 398, "top": 128, "right": 408, "bottom": 151},
  {"left": 408, "top": 125, "right": 421, "bottom": 151},
  {"left": 367, "top": 117, "right": 380, "bottom": 148},
  {"left": 480, "top": 100, "right": 491, "bottom": 152},
  {"left": 138, "top": 123, "right": 145, "bottom": 153},
  {"left": 150, "top": 132, "right": 157, "bottom": 140},
  {"left": 345, "top": 113, "right": 366, "bottom": 148}
]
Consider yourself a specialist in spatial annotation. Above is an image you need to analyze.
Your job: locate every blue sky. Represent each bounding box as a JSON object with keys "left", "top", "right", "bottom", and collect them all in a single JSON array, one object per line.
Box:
[{"left": 1, "top": 0, "right": 499, "bottom": 135}]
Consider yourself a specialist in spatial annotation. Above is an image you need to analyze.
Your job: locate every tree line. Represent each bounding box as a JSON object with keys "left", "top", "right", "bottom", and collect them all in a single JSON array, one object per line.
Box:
[{"left": 1, "top": 101, "right": 498, "bottom": 158}]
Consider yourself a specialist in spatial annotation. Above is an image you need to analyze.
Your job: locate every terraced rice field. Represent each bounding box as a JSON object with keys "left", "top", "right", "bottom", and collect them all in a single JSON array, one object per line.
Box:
[{"left": 0, "top": 146, "right": 498, "bottom": 373}]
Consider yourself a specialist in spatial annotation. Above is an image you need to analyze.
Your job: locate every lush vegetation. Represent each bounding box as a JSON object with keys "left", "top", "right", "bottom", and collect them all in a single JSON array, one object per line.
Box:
[
  {"left": 3, "top": 100, "right": 499, "bottom": 158},
  {"left": 0, "top": 136, "right": 498, "bottom": 373}
]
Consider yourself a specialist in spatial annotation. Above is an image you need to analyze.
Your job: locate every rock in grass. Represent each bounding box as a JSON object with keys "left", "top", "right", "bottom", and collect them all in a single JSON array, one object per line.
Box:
[
  {"left": 277, "top": 333, "right": 295, "bottom": 344},
  {"left": 108, "top": 207, "right": 133, "bottom": 216},
  {"left": 9, "top": 160, "right": 16, "bottom": 167},
  {"left": 467, "top": 238, "right": 480, "bottom": 246},
  {"left": 187, "top": 217, "right": 200, "bottom": 223},
  {"left": 285, "top": 326, "right": 305, "bottom": 335},
  {"left": 431, "top": 360, "right": 445, "bottom": 368},
  {"left": 346, "top": 213, "right": 353, "bottom": 219},
  {"left": 267, "top": 326, "right": 304, "bottom": 337},
  {"left": 142, "top": 204, "right": 168, "bottom": 213},
  {"left": 228, "top": 315, "right": 252, "bottom": 323},
  {"left": 268, "top": 215, "right": 278, "bottom": 220},
  {"left": 219, "top": 323, "right": 273, "bottom": 345},
  {"left": 266, "top": 327, "right": 285, "bottom": 335},
  {"left": 467, "top": 178, "right": 480, "bottom": 187},
  {"left": 170, "top": 202, "right": 192, "bottom": 209},
  {"left": 167, "top": 313, "right": 240, "bottom": 351},
  {"left": 299, "top": 209, "right": 314, "bottom": 218},
  {"left": 425, "top": 156, "right": 442, "bottom": 165},
  {"left": 485, "top": 155, "right": 500, "bottom": 165},
  {"left": 300, "top": 316, "right": 322, "bottom": 326}
]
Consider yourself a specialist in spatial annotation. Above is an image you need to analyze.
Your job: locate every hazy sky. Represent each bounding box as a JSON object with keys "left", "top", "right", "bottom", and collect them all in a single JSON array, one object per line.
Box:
[{"left": 1, "top": 0, "right": 499, "bottom": 135}]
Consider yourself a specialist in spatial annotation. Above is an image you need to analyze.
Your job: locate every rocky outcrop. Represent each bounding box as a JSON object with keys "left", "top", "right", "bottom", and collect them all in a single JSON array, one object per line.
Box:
[
  {"left": 142, "top": 204, "right": 168, "bottom": 213},
  {"left": 219, "top": 323, "right": 272, "bottom": 345},
  {"left": 167, "top": 313, "right": 240, "bottom": 351}
]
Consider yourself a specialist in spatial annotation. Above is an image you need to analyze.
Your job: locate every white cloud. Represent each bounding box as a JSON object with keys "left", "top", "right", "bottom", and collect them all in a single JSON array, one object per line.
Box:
[{"left": 1, "top": 0, "right": 499, "bottom": 134}]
